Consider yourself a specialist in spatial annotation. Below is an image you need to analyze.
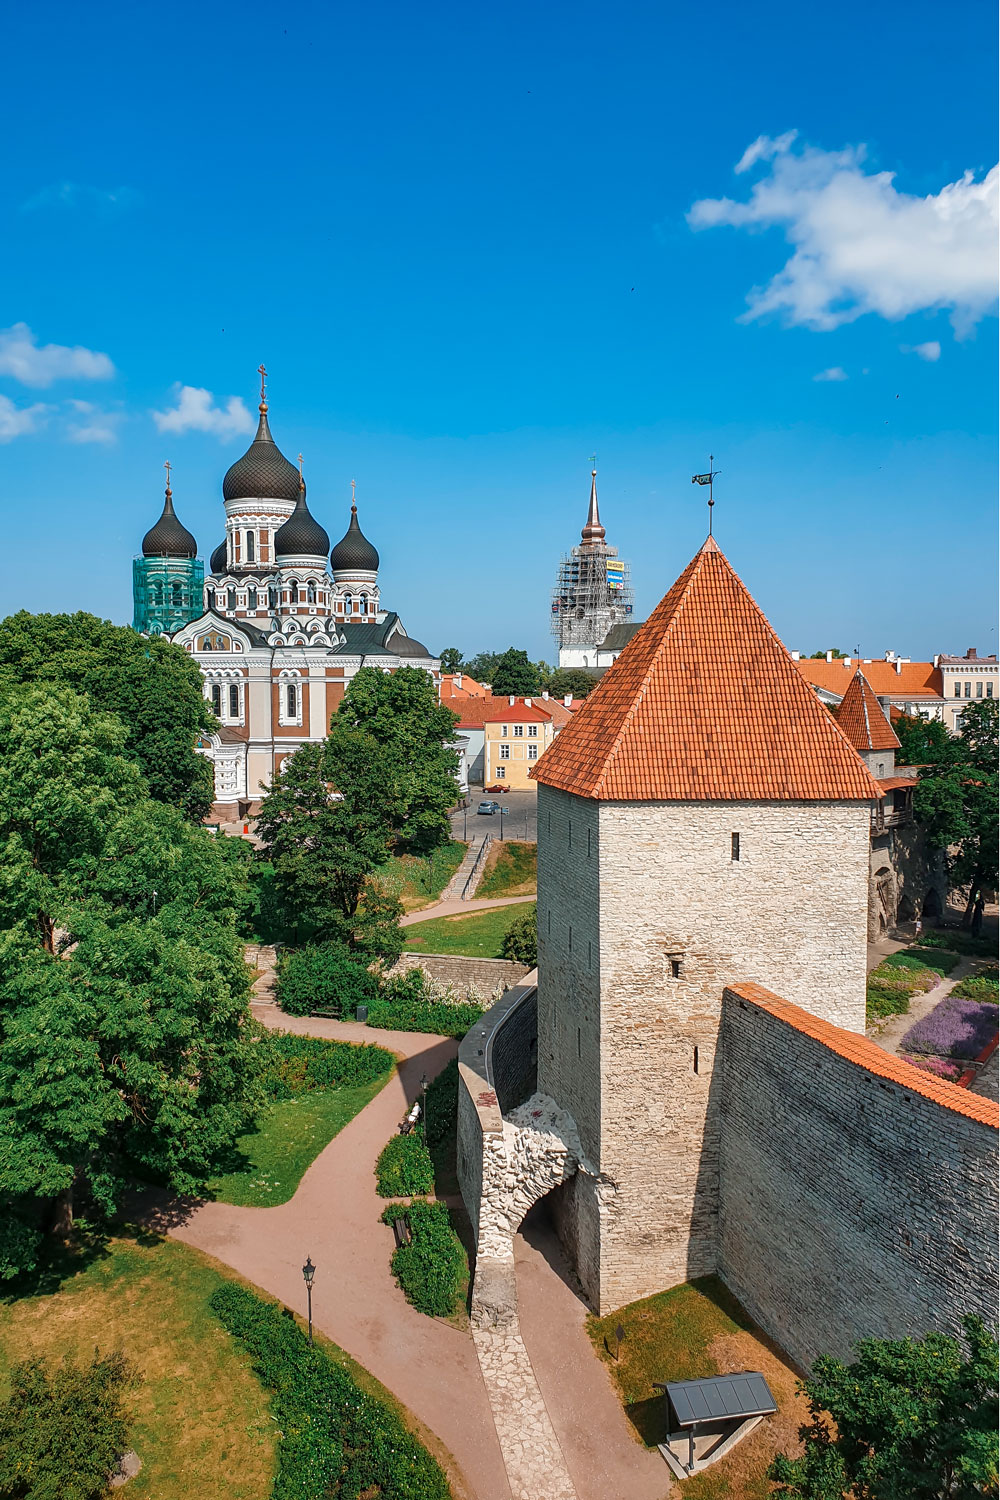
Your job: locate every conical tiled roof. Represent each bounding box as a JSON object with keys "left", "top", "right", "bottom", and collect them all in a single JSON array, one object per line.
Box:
[
  {"left": 222, "top": 406, "right": 301, "bottom": 503},
  {"left": 330, "top": 503, "right": 379, "bottom": 574},
  {"left": 835, "top": 669, "right": 901, "bottom": 753},
  {"left": 274, "top": 480, "right": 331, "bottom": 559},
  {"left": 142, "top": 485, "right": 197, "bottom": 558},
  {"left": 581, "top": 470, "right": 605, "bottom": 545},
  {"left": 532, "top": 536, "right": 881, "bottom": 802}
]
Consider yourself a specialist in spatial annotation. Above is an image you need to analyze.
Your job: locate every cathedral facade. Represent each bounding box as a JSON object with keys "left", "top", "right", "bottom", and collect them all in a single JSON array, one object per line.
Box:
[{"left": 135, "top": 379, "right": 438, "bottom": 820}]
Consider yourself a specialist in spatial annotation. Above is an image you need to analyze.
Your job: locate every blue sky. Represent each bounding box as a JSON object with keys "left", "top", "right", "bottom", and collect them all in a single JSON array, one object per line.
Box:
[{"left": 1, "top": 0, "right": 996, "bottom": 663}]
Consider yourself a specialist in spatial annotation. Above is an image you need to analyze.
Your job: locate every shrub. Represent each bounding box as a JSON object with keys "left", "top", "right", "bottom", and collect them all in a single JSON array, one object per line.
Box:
[
  {"left": 264, "top": 1031, "right": 394, "bottom": 1100},
  {"left": 276, "top": 943, "right": 378, "bottom": 1018},
  {"left": 952, "top": 973, "right": 1000, "bottom": 1003},
  {"left": 366, "top": 997, "right": 483, "bottom": 1038},
  {"left": 901, "top": 1053, "right": 966, "bottom": 1082},
  {"left": 884, "top": 947, "right": 961, "bottom": 976},
  {"left": 210, "top": 1282, "right": 451, "bottom": 1499},
  {"left": 865, "top": 958, "right": 939, "bottom": 1022},
  {"left": 380, "top": 1200, "right": 467, "bottom": 1318},
  {"left": 375, "top": 1133, "right": 436, "bottom": 1197},
  {"left": 901, "top": 996, "right": 999, "bottom": 1059},
  {"left": 425, "top": 1058, "right": 459, "bottom": 1150},
  {"left": 0, "top": 1349, "right": 140, "bottom": 1500},
  {"left": 501, "top": 905, "right": 537, "bottom": 965},
  {"left": 917, "top": 929, "right": 996, "bottom": 958}
]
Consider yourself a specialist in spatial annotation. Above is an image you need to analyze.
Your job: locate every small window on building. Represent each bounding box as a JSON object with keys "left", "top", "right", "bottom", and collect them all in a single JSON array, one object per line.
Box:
[
  {"left": 246, "top": 530, "right": 255, "bottom": 562},
  {"left": 547, "top": 909, "right": 551, "bottom": 934},
  {"left": 360, "top": 594, "right": 368, "bottom": 614},
  {"left": 693, "top": 1046, "right": 700, "bottom": 1074},
  {"left": 501, "top": 724, "right": 508, "bottom": 737},
  {"left": 527, "top": 745, "right": 538, "bottom": 760},
  {"left": 964, "top": 681, "right": 971, "bottom": 698},
  {"left": 988, "top": 683, "right": 994, "bottom": 698},
  {"left": 671, "top": 958, "right": 681, "bottom": 979},
  {"left": 877, "top": 762, "right": 884, "bottom": 777},
  {"left": 568, "top": 821, "right": 572, "bottom": 850},
  {"left": 228, "top": 683, "right": 239, "bottom": 719},
  {"left": 731, "top": 832, "right": 740, "bottom": 861},
  {"left": 528, "top": 724, "right": 538, "bottom": 737},
  {"left": 587, "top": 939, "right": 592, "bottom": 968},
  {"left": 568, "top": 925, "right": 573, "bottom": 953},
  {"left": 210, "top": 684, "right": 222, "bottom": 716},
  {"left": 499, "top": 743, "right": 510, "bottom": 759},
  {"left": 587, "top": 828, "right": 592, "bottom": 857},
  {"left": 286, "top": 683, "right": 297, "bottom": 718},
  {"left": 954, "top": 682, "right": 962, "bottom": 697},
  {"left": 227, "top": 589, "right": 237, "bottom": 611},
  {"left": 513, "top": 724, "right": 524, "bottom": 736},
  {"left": 977, "top": 682, "right": 984, "bottom": 697},
  {"left": 495, "top": 765, "right": 505, "bottom": 778},
  {"left": 577, "top": 1028, "right": 582, "bottom": 1060}
]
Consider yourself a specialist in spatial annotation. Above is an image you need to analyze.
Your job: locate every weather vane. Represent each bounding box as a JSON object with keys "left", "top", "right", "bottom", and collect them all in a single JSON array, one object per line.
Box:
[
  {"left": 691, "top": 455, "right": 721, "bottom": 535},
  {"left": 257, "top": 363, "right": 268, "bottom": 410},
  {"left": 587, "top": 452, "right": 597, "bottom": 470}
]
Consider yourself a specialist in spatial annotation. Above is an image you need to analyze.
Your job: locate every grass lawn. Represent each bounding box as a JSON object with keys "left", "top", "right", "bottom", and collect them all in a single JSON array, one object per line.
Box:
[
  {"left": 884, "top": 947, "right": 962, "bottom": 976},
  {"left": 476, "top": 840, "right": 537, "bottom": 899},
  {"left": 378, "top": 842, "right": 467, "bottom": 913},
  {"left": 209, "top": 1069, "right": 393, "bottom": 1207},
  {"left": 587, "top": 1277, "right": 805, "bottom": 1499},
  {"left": 0, "top": 1236, "right": 275, "bottom": 1500},
  {"left": 402, "top": 901, "right": 532, "bottom": 958}
]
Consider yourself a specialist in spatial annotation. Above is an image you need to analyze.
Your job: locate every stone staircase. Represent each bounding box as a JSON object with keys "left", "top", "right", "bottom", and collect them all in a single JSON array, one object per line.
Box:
[{"left": 245, "top": 944, "right": 278, "bottom": 1008}]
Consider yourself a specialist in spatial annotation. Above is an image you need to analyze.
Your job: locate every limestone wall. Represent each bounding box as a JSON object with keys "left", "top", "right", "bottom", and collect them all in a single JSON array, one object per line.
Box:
[
  {"left": 386, "top": 951, "right": 528, "bottom": 1000},
  {"left": 718, "top": 983, "right": 999, "bottom": 1368}
]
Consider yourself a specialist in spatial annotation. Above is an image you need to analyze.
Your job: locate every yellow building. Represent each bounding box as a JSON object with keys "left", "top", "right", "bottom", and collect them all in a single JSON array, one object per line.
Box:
[{"left": 483, "top": 699, "right": 555, "bottom": 790}]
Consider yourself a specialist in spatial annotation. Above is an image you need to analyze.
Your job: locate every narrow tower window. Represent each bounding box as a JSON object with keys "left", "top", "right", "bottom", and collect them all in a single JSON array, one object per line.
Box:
[
  {"left": 245, "top": 530, "right": 255, "bottom": 562},
  {"left": 577, "top": 1028, "right": 582, "bottom": 1060},
  {"left": 671, "top": 958, "right": 681, "bottom": 979},
  {"left": 286, "top": 683, "right": 297, "bottom": 719},
  {"left": 693, "top": 1046, "right": 700, "bottom": 1074},
  {"left": 731, "top": 832, "right": 740, "bottom": 862},
  {"left": 228, "top": 683, "right": 239, "bottom": 719},
  {"left": 210, "top": 684, "right": 221, "bottom": 717}
]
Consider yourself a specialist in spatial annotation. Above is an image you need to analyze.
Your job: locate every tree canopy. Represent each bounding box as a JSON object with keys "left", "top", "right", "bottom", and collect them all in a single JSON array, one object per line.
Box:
[
  {"left": 438, "top": 647, "right": 464, "bottom": 674},
  {"left": 0, "top": 611, "right": 216, "bottom": 820},
  {"left": 489, "top": 648, "right": 544, "bottom": 696},
  {"left": 0, "top": 686, "right": 265, "bottom": 1272},
  {"left": 544, "top": 668, "right": 598, "bottom": 699},
  {"left": 770, "top": 1316, "right": 998, "bottom": 1499}
]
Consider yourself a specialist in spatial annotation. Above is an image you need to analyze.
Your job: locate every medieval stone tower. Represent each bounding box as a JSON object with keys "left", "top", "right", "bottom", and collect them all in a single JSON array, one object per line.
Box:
[{"left": 531, "top": 536, "right": 881, "bottom": 1313}]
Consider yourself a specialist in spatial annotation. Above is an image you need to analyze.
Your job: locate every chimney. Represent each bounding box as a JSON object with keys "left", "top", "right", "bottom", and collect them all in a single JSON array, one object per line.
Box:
[
  {"left": 509, "top": 695, "right": 515, "bottom": 706},
  {"left": 790, "top": 650, "right": 800, "bottom": 660},
  {"left": 564, "top": 694, "right": 572, "bottom": 706},
  {"left": 525, "top": 697, "right": 532, "bottom": 707},
  {"left": 826, "top": 651, "right": 834, "bottom": 662},
  {"left": 455, "top": 673, "right": 463, "bottom": 689},
  {"left": 843, "top": 656, "right": 852, "bottom": 667},
  {"left": 542, "top": 690, "right": 549, "bottom": 699},
  {"left": 885, "top": 650, "right": 895, "bottom": 662},
  {"left": 896, "top": 659, "right": 902, "bottom": 674},
  {"left": 966, "top": 648, "right": 978, "bottom": 659}
]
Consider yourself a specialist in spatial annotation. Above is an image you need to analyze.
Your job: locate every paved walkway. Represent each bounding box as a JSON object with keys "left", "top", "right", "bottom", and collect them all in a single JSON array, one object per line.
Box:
[{"left": 401, "top": 894, "right": 536, "bottom": 927}]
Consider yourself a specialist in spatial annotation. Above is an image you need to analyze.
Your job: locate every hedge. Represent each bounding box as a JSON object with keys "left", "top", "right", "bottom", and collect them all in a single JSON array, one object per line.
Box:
[
  {"left": 209, "top": 1282, "right": 452, "bottom": 1500},
  {"left": 425, "top": 1058, "right": 458, "bottom": 1150},
  {"left": 379, "top": 1200, "right": 467, "bottom": 1318},
  {"left": 277, "top": 944, "right": 378, "bottom": 1018},
  {"left": 264, "top": 1032, "right": 395, "bottom": 1101},
  {"left": 365, "top": 996, "right": 483, "bottom": 1039},
  {"left": 375, "top": 1134, "right": 435, "bottom": 1198},
  {"left": 917, "top": 929, "right": 996, "bottom": 958}
]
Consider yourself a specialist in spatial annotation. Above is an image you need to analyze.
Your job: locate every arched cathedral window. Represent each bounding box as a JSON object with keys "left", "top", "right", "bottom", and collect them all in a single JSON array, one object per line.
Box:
[{"left": 246, "top": 530, "right": 255, "bottom": 562}]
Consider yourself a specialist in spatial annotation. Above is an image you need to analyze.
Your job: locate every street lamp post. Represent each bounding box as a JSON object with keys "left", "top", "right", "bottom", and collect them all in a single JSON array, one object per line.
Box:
[
  {"left": 499, "top": 804, "right": 506, "bottom": 841},
  {"left": 302, "top": 1255, "right": 315, "bottom": 1345},
  {"left": 420, "top": 1073, "right": 429, "bottom": 1138}
]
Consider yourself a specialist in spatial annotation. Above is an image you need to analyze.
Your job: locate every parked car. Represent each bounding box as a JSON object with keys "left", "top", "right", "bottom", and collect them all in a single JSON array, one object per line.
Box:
[
  {"left": 483, "top": 784, "right": 510, "bottom": 794},
  {"left": 477, "top": 800, "right": 500, "bottom": 815}
]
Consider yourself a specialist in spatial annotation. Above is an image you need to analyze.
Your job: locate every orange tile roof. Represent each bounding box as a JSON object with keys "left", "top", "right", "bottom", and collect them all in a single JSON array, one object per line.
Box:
[
  {"left": 454, "top": 695, "right": 553, "bottom": 728},
  {"left": 796, "top": 657, "right": 942, "bottom": 699},
  {"left": 440, "top": 674, "right": 491, "bottom": 701},
  {"left": 727, "top": 982, "right": 1000, "bottom": 1128},
  {"left": 532, "top": 537, "right": 882, "bottom": 802},
  {"left": 835, "top": 670, "right": 901, "bottom": 753},
  {"left": 877, "top": 774, "right": 917, "bottom": 793}
]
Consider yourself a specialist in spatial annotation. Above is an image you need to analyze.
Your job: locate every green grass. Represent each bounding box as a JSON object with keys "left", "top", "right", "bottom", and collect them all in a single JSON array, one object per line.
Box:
[
  {"left": 476, "top": 841, "right": 537, "bottom": 899},
  {"left": 917, "top": 928, "right": 997, "bottom": 958},
  {"left": 378, "top": 842, "right": 467, "bottom": 912},
  {"left": 209, "top": 1071, "right": 393, "bottom": 1206},
  {"left": 586, "top": 1277, "right": 804, "bottom": 1500},
  {"left": 0, "top": 1237, "right": 276, "bottom": 1500},
  {"left": 402, "top": 901, "right": 532, "bottom": 958},
  {"left": 884, "top": 947, "right": 961, "bottom": 976}
]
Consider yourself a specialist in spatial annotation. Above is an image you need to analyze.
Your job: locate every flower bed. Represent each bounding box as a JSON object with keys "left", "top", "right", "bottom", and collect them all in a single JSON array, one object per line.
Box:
[
  {"left": 951, "top": 973, "right": 1000, "bottom": 1004},
  {"left": 900, "top": 996, "right": 1000, "bottom": 1060},
  {"left": 900, "top": 1053, "right": 966, "bottom": 1082},
  {"left": 866, "top": 960, "right": 939, "bottom": 1022}
]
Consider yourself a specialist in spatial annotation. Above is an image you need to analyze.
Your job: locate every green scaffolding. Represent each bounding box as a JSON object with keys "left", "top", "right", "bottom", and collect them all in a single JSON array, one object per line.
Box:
[{"left": 132, "top": 555, "right": 205, "bottom": 636}]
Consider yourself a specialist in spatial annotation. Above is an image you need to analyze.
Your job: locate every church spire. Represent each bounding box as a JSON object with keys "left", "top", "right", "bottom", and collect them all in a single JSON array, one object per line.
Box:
[{"left": 581, "top": 468, "right": 606, "bottom": 546}]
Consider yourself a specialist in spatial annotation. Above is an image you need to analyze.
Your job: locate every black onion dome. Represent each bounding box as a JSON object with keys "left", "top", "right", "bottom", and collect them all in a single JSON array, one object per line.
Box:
[
  {"left": 142, "top": 488, "right": 197, "bottom": 558},
  {"left": 274, "top": 482, "right": 331, "bottom": 559},
  {"left": 209, "top": 539, "right": 228, "bottom": 574},
  {"left": 330, "top": 504, "right": 379, "bottom": 573},
  {"left": 222, "top": 407, "right": 302, "bottom": 503}
]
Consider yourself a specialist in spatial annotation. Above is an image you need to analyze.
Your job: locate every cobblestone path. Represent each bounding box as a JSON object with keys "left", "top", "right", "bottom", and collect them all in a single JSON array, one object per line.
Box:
[{"left": 472, "top": 1326, "right": 578, "bottom": 1500}]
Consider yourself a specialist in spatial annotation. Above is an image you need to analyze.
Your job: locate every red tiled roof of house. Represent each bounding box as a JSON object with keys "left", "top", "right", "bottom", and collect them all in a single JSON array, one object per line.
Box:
[
  {"left": 796, "top": 657, "right": 942, "bottom": 699},
  {"left": 440, "top": 673, "right": 491, "bottom": 701},
  {"left": 531, "top": 537, "right": 882, "bottom": 802},
  {"left": 453, "top": 695, "right": 553, "bottom": 728},
  {"left": 835, "top": 669, "right": 901, "bottom": 753},
  {"left": 877, "top": 775, "right": 917, "bottom": 793},
  {"left": 727, "top": 982, "right": 999, "bottom": 1128},
  {"left": 542, "top": 697, "right": 581, "bottom": 729}
]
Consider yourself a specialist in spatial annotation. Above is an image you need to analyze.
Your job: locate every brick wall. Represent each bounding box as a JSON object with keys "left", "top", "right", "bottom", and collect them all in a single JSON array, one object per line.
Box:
[{"left": 718, "top": 983, "right": 999, "bottom": 1368}]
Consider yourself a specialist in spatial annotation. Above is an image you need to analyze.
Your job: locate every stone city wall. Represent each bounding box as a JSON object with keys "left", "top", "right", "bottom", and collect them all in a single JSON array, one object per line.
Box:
[
  {"left": 387, "top": 951, "right": 528, "bottom": 1000},
  {"left": 718, "top": 982, "right": 1000, "bottom": 1369}
]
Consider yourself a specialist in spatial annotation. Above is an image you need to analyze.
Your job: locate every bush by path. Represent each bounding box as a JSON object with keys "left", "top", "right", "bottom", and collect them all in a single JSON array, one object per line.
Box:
[
  {"left": 916, "top": 929, "right": 996, "bottom": 959},
  {"left": 264, "top": 1031, "right": 394, "bottom": 1098},
  {"left": 379, "top": 1201, "right": 468, "bottom": 1319},
  {"left": 375, "top": 1134, "right": 435, "bottom": 1198},
  {"left": 501, "top": 904, "right": 537, "bottom": 965},
  {"left": 901, "top": 995, "right": 999, "bottom": 1059},
  {"left": 366, "top": 970, "right": 484, "bottom": 1038},
  {"left": 425, "top": 1058, "right": 459, "bottom": 1150},
  {"left": 276, "top": 944, "right": 378, "bottom": 1018},
  {"left": 210, "top": 1282, "right": 452, "bottom": 1499},
  {"left": 883, "top": 947, "right": 961, "bottom": 977}
]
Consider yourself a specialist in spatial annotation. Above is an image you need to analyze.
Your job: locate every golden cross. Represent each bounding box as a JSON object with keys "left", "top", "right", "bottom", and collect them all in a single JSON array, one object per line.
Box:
[
  {"left": 163, "top": 459, "right": 172, "bottom": 492},
  {"left": 257, "top": 363, "right": 267, "bottom": 405}
]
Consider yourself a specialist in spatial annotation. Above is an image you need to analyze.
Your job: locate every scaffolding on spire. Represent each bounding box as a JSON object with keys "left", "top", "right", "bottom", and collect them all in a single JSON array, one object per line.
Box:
[{"left": 550, "top": 469, "right": 635, "bottom": 667}]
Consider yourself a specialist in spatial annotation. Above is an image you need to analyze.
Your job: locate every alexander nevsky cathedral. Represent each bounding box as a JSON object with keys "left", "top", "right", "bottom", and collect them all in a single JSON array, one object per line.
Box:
[{"left": 133, "top": 371, "right": 438, "bottom": 820}]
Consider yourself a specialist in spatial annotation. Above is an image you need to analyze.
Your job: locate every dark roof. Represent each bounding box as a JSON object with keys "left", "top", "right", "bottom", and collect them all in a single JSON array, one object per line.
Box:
[
  {"left": 274, "top": 482, "right": 331, "bottom": 559},
  {"left": 597, "top": 621, "right": 645, "bottom": 652},
  {"left": 661, "top": 1373, "right": 776, "bottom": 1427},
  {"left": 209, "top": 540, "right": 228, "bottom": 573},
  {"left": 222, "top": 406, "right": 301, "bottom": 503},
  {"left": 334, "top": 613, "right": 431, "bottom": 659},
  {"left": 330, "top": 503, "right": 379, "bottom": 573},
  {"left": 142, "top": 488, "right": 197, "bottom": 558}
]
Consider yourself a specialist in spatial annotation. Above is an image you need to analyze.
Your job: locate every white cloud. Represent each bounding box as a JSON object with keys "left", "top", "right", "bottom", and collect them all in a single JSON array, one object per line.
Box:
[
  {"left": 0, "top": 395, "right": 50, "bottom": 442},
  {"left": 688, "top": 137, "right": 999, "bottom": 332},
  {"left": 813, "top": 366, "right": 848, "bottom": 381},
  {"left": 19, "top": 182, "right": 138, "bottom": 214},
  {"left": 152, "top": 385, "right": 255, "bottom": 440},
  {"left": 904, "top": 340, "right": 942, "bottom": 361},
  {"left": 65, "top": 401, "right": 120, "bottom": 444},
  {"left": 0, "top": 322, "right": 115, "bottom": 387}
]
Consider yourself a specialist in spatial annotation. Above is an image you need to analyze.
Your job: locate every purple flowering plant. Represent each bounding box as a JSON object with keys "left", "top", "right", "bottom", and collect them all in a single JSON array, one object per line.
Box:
[{"left": 901, "top": 996, "right": 999, "bottom": 1060}]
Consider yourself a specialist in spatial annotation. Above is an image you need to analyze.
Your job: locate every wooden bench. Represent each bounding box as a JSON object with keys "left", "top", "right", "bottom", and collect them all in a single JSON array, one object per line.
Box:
[{"left": 392, "top": 1216, "right": 412, "bottom": 1248}]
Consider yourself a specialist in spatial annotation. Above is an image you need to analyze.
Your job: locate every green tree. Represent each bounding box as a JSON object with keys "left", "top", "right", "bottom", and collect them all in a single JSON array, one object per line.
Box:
[
  {"left": 809, "top": 647, "right": 848, "bottom": 659},
  {"left": 501, "top": 905, "right": 537, "bottom": 965},
  {"left": 0, "top": 688, "right": 266, "bottom": 1254},
  {"left": 490, "top": 648, "right": 542, "bottom": 696},
  {"left": 0, "top": 1349, "right": 140, "bottom": 1500},
  {"left": 336, "top": 666, "right": 460, "bottom": 852},
  {"left": 276, "top": 942, "right": 379, "bottom": 1017},
  {"left": 545, "top": 668, "right": 598, "bottom": 699},
  {"left": 463, "top": 651, "right": 500, "bottom": 684},
  {"left": 894, "top": 712, "right": 952, "bottom": 766},
  {"left": 906, "top": 700, "right": 999, "bottom": 924},
  {"left": 438, "top": 647, "right": 464, "bottom": 674},
  {"left": 254, "top": 732, "right": 403, "bottom": 960},
  {"left": 769, "top": 1316, "right": 998, "bottom": 1500},
  {"left": 0, "top": 611, "right": 216, "bottom": 820}
]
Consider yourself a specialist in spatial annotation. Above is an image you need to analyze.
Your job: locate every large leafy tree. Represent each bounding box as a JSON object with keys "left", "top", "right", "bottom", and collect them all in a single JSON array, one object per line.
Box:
[
  {"left": 438, "top": 647, "right": 464, "bottom": 674},
  {"left": 770, "top": 1316, "right": 998, "bottom": 1499},
  {"left": 489, "top": 648, "right": 543, "bottom": 696},
  {"left": 0, "top": 687, "right": 266, "bottom": 1263},
  {"left": 0, "top": 611, "right": 216, "bottom": 820},
  {"left": 897, "top": 700, "right": 999, "bottom": 924},
  {"left": 254, "top": 729, "right": 404, "bottom": 960},
  {"left": 545, "top": 668, "right": 598, "bottom": 699},
  {"left": 336, "top": 666, "right": 460, "bottom": 852}
]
